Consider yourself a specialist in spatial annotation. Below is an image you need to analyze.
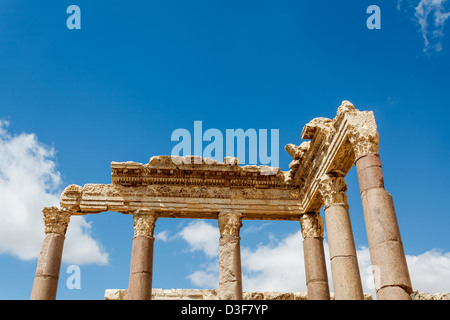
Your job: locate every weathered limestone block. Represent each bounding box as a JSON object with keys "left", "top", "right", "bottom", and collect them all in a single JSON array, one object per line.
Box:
[{"left": 105, "top": 289, "right": 375, "bottom": 300}]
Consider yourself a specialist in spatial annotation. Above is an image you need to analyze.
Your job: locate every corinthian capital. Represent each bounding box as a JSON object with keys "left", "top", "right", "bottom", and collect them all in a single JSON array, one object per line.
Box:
[
  {"left": 43, "top": 207, "right": 71, "bottom": 235},
  {"left": 133, "top": 209, "right": 158, "bottom": 237},
  {"left": 300, "top": 212, "right": 324, "bottom": 239},
  {"left": 318, "top": 174, "right": 348, "bottom": 207},
  {"left": 218, "top": 211, "right": 243, "bottom": 237}
]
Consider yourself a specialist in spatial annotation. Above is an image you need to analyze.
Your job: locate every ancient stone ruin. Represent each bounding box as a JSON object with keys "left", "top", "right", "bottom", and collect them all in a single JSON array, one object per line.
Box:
[{"left": 30, "top": 101, "right": 414, "bottom": 300}]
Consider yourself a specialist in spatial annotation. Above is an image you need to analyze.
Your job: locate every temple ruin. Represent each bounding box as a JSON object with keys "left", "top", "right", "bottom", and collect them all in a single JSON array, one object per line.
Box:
[{"left": 30, "top": 101, "right": 413, "bottom": 300}]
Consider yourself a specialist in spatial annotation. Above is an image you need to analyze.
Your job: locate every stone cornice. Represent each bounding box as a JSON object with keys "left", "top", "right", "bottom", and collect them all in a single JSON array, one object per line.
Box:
[{"left": 111, "top": 156, "right": 289, "bottom": 189}]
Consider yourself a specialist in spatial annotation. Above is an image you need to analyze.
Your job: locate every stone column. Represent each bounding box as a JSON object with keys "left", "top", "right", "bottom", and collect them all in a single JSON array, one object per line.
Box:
[
  {"left": 128, "top": 209, "right": 158, "bottom": 300},
  {"left": 350, "top": 139, "right": 412, "bottom": 299},
  {"left": 218, "top": 210, "right": 243, "bottom": 300},
  {"left": 337, "top": 101, "right": 412, "bottom": 299},
  {"left": 30, "top": 207, "right": 71, "bottom": 300},
  {"left": 319, "top": 174, "right": 364, "bottom": 300},
  {"left": 299, "top": 212, "right": 330, "bottom": 300}
]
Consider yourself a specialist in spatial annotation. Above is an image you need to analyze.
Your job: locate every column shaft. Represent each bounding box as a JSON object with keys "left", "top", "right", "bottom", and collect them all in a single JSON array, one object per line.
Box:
[
  {"left": 219, "top": 235, "right": 243, "bottom": 300},
  {"left": 30, "top": 233, "right": 65, "bottom": 300},
  {"left": 324, "top": 204, "right": 364, "bottom": 300},
  {"left": 30, "top": 207, "right": 71, "bottom": 300},
  {"left": 356, "top": 153, "right": 412, "bottom": 299},
  {"left": 128, "top": 210, "right": 158, "bottom": 300},
  {"left": 300, "top": 212, "right": 330, "bottom": 300},
  {"left": 128, "top": 235, "right": 155, "bottom": 300},
  {"left": 319, "top": 174, "right": 364, "bottom": 300},
  {"left": 218, "top": 211, "right": 243, "bottom": 300}
]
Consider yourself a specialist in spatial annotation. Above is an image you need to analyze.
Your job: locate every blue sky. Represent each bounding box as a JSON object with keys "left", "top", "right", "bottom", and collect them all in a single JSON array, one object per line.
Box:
[{"left": 0, "top": 0, "right": 450, "bottom": 299}]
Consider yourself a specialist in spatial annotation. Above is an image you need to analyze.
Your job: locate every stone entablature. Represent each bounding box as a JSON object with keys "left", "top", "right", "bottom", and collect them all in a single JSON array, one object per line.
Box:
[
  {"left": 285, "top": 101, "right": 378, "bottom": 212},
  {"left": 60, "top": 156, "right": 303, "bottom": 221}
]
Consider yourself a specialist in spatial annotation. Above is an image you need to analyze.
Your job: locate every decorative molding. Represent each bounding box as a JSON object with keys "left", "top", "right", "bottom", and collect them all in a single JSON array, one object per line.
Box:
[{"left": 111, "top": 156, "right": 287, "bottom": 188}]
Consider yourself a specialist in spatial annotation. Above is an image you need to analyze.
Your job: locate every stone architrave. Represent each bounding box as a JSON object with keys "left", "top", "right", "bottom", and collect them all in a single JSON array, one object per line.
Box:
[
  {"left": 318, "top": 174, "right": 364, "bottom": 300},
  {"left": 30, "top": 207, "right": 71, "bottom": 300},
  {"left": 128, "top": 209, "right": 158, "bottom": 300},
  {"left": 299, "top": 212, "right": 330, "bottom": 300},
  {"left": 218, "top": 210, "right": 243, "bottom": 300},
  {"left": 346, "top": 109, "right": 412, "bottom": 300}
]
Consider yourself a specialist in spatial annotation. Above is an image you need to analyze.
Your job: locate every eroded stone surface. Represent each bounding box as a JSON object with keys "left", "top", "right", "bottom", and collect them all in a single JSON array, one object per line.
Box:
[{"left": 104, "top": 289, "right": 375, "bottom": 300}]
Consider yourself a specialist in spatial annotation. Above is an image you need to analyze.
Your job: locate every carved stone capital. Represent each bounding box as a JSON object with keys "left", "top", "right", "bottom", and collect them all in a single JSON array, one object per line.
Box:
[
  {"left": 299, "top": 212, "right": 324, "bottom": 239},
  {"left": 43, "top": 207, "right": 71, "bottom": 235},
  {"left": 318, "top": 174, "right": 348, "bottom": 207},
  {"left": 133, "top": 209, "right": 158, "bottom": 237},
  {"left": 218, "top": 211, "right": 242, "bottom": 237}
]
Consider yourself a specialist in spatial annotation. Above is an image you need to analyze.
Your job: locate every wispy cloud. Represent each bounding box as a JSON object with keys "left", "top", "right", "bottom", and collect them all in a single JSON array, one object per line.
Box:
[
  {"left": 399, "top": 0, "right": 450, "bottom": 53},
  {"left": 0, "top": 121, "right": 108, "bottom": 265},
  {"left": 415, "top": 0, "right": 450, "bottom": 52}
]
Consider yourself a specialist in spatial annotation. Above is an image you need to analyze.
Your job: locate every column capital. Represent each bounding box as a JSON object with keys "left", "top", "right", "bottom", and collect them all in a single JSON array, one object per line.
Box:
[
  {"left": 133, "top": 209, "right": 158, "bottom": 237},
  {"left": 318, "top": 174, "right": 348, "bottom": 208},
  {"left": 300, "top": 212, "right": 324, "bottom": 239},
  {"left": 218, "top": 210, "right": 242, "bottom": 237},
  {"left": 43, "top": 207, "right": 71, "bottom": 236}
]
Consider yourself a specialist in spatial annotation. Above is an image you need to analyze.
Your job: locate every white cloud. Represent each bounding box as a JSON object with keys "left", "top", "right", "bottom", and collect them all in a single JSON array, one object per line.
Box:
[
  {"left": 0, "top": 121, "right": 108, "bottom": 265},
  {"left": 397, "top": 0, "right": 450, "bottom": 52},
  {"left": 414, "top": 0, "right": 450, "bottom": 52},
  {"left": 174, "top": 219, "right": 450, "bottom": 297},
  {"left": 155, "top": 230, "right": 170, "bottom": 242},
  {"left": 187, "top": 261, "right": 219, "bottom": 288},
  {"left": 177, "top": 220, "right": 219, "bottom": 258},
  {"left": 241, "top": 231, "right": 308, "bottom": 292},
  {"left": 406, "top": 249, "right": 450, "bottom": 293}
]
